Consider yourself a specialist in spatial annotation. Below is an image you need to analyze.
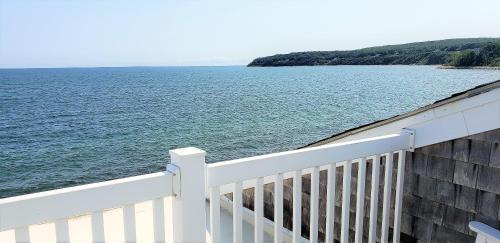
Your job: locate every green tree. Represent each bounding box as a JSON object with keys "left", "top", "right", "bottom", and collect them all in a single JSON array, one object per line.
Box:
[
  {"left": 448, "top": 50, "right": 477, "bottom": 66},
  {"left": 493, "top": 57, "right": 500, "bottom": 66},
  {"left": 476, "top": 43, "right": 500, "bottom": 65}
]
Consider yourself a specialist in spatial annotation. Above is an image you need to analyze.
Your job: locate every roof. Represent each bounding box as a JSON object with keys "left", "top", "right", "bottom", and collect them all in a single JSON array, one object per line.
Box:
[{"left": 303, "top": 79, "right": 500, "bottom": 148}]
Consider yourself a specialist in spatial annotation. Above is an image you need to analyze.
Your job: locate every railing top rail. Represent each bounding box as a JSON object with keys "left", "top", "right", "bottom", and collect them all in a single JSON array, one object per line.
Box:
[
  {"left": 0, "top": 171, "right": 173, "bottom": 231},
  {"left": 469, "top": 221, "right": 500, "bottom": 242},
  {"left": 206, "top": 132, "right": 411, "bottom": 187}
]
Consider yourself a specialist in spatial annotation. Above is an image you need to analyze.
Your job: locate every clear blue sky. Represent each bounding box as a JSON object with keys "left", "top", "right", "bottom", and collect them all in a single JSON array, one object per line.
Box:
[{"left": 1, "top": 0, "right": 500, "bottom": 68}]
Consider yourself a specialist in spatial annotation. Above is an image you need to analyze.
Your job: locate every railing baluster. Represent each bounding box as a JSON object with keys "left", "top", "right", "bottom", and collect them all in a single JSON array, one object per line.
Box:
[
  {"left": 354, "top": 158, "right": 367, "bottom": 243},
  {"left": 55, "top": 219, "right": 70, "bottom": 243},
  {"left": 341, "top": 160, "right": 352, "bottom": 243},
  {"left": 274, "top": 173, "right": 283, "bottom": 243},
  {"left": 153, "top": 198, "right": 166, "bottom": 243},
  {"left": 392, "top": 151, "right": 406, "bottom": 243},
  {"left": 325, "top": 164, "right": 337, "bottom": 243},
  {"left": 254, "top": 177, "right": 264, "bottom": 243},
  {"left": 210, "top": 186, "right": 221, "bottom": 243},
  {"left": 91, "top": 211, "right": 105, "bottom": 243},
  {"left": 15, "top": 226, "right": 30, "bottom": 243},
  {"left": 368, "top": 155, "right": 381, "bottom": 243},
  {"left": 123, "top": 204, "right": 137, "bottom": 243},
  {"left": 233, "top": 181, "right": 243, "bottom": 243},
  {"left": 292, "top": 170, "right": 302, "bottom": 243},
  {"left": 310, "top": 167, "right": 320, "bottom": 242},
  {"left": 381, "top": 153, "right": 394, "bottom": 243}
]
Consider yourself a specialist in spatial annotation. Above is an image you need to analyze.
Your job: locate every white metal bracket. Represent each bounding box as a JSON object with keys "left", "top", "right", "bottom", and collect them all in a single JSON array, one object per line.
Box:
[
  {"left": 166, "top": 163, "right": 181, "bottom": 197},
  {"left": 402, "top": 128, "right": 415, "bottom": 152}
]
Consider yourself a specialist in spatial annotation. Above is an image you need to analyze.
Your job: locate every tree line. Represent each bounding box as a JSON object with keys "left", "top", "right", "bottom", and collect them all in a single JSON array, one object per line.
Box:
[
  {"left": 248, "top": 38, "right": 500, "bottom": 67},
  {"left": 446, "top": 43, "right": 500, "bottom": 66}
]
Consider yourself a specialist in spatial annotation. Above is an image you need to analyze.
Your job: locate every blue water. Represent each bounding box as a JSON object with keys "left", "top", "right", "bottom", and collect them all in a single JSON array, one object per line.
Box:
[{"left": 1, "top": 65, "right": 499, "bottom": 198}]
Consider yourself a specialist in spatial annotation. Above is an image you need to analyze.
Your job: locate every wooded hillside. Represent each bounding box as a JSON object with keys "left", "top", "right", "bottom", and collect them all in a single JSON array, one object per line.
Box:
[{"left": 248, "top": 38, "right": 500, "bottom": 67}]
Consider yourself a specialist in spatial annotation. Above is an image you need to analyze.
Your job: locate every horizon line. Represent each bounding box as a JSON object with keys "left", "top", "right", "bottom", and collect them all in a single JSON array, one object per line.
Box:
[
  {"left": 0, "top": 64, "right": 249, "bottom": 70},
  {"left": 3, "top": 36, "right": 499, "bottom": 70}
]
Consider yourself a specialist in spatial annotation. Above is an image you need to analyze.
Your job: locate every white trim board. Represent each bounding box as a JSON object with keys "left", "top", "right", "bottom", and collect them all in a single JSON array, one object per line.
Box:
[{"left": 322, "top": 87, "right": 500, "bottom": 148}]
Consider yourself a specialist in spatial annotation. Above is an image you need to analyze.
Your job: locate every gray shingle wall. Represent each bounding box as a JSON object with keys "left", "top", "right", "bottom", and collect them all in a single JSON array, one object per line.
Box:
[
  {"left": 238, "top": 128, "right": 500, "bottom": 242},
  {"left": 403, "top": 128, "right": 500, "bottom": 242}
]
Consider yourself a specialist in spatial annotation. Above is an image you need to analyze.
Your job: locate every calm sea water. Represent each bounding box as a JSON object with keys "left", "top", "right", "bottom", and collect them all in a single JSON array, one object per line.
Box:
[{"left": 1, "top": 65, "right": 499, "bottom": 198}]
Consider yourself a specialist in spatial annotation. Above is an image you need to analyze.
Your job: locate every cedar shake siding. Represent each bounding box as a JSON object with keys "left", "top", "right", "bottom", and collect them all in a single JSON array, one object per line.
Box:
[{"left": 401, "top": 128, "right": 500, "bottom": 242}]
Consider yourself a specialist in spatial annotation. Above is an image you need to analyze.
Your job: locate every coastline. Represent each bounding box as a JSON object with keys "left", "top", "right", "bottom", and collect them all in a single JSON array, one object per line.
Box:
[{"left": 438, "top": 65, "right": 500, "bottom": 70}]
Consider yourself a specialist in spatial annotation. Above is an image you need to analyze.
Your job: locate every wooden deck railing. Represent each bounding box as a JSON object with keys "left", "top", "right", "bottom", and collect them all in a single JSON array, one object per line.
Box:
[
  {"left": 1, "top": 131, "right": 414, "bottom": 243},
  {"left": 0, "top": 172, "right": 174, "bottom": 243},
  {"left": 206, "top": 130, "right": 413, "bottom": 243}
]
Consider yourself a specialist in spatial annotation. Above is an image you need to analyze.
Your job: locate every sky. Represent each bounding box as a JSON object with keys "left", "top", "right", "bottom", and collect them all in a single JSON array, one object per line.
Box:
[{"left": 1, "top": 0, "right": 500, "bottom": 68}]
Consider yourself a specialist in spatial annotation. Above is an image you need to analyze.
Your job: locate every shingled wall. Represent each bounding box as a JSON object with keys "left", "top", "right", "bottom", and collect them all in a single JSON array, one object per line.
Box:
[
  {"left": 401, "top": 128, "right": 500, "bottom": 242},
  {"left": 239, "top": 128, "right": 500, "bottom": 242}
]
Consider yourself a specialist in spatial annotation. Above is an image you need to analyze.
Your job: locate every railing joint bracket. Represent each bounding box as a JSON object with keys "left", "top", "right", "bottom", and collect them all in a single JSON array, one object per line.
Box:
[
  {"left": 402, "top": 128, "right": 415, "bottom": 152},
  {"left": 166, "top": 163, "right": 181, "bottom": 197}
]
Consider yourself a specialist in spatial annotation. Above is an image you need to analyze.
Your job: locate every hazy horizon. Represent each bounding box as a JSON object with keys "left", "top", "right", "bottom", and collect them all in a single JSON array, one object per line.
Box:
[
  {"left": 1, "top": 0, "right": 500, "bottom": 68},
  {"left": 2, "top": 37, "right": 499, "bottom": 70}
]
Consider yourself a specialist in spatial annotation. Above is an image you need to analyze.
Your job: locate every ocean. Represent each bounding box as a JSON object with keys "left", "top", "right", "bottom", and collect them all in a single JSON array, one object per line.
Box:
[{"left": 1, "top": 65, "right": 499, "bottom": 198}]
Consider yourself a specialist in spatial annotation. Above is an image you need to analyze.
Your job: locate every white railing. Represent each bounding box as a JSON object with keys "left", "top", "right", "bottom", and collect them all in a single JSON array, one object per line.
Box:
[
  {"left": 1, "top": 131, "right": 413, "bottom": 243},
  {"left": 0, "top": 147, "right": 209, "bottom": 243},
  {"left": 207, "top": 130, "right": 413, "bottom": 243},
  {"left": 0, "top": 172, "right": 174, "bottom": 243},
  {"left": 470, "top": 221, "right": 500, "bottom": 243}
]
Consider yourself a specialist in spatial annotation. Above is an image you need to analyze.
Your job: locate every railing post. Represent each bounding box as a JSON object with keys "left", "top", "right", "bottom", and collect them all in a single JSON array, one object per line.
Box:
[{"left": 169, "top": 147, "right": 207, "bottom": 243}]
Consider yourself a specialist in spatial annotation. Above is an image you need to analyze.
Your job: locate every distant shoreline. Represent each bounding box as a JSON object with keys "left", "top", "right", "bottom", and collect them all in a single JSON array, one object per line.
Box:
[
  {"left": 438, "top": 66, "right": 500, "bottom": 70},
  {"left": 248, "top": 38, "right": 500, "bottom": 67}
]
